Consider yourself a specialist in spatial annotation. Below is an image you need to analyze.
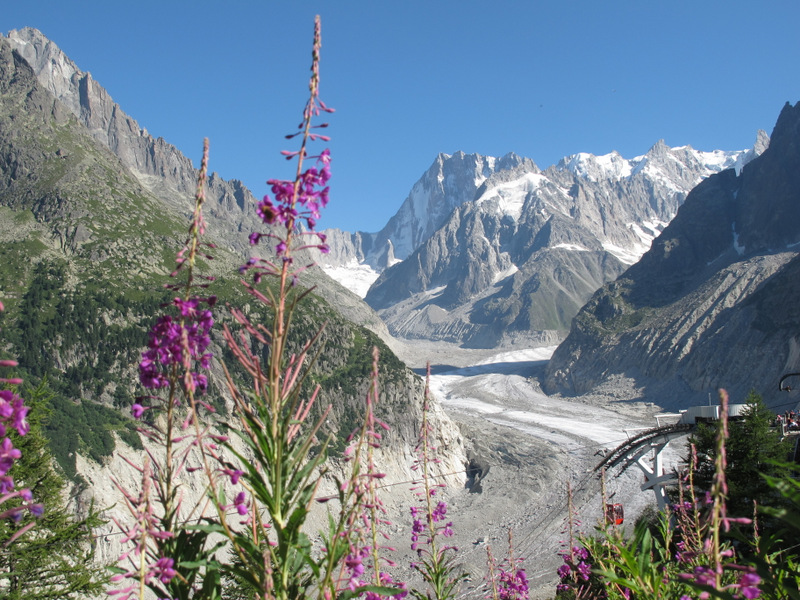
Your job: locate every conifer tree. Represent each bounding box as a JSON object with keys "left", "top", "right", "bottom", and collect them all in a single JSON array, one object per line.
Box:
[
  {"left": 689, "top": 390, "right": 792, "bottom": 521},
  {"left": 0, "top": 379, "right": 108, "bottom": 599}
]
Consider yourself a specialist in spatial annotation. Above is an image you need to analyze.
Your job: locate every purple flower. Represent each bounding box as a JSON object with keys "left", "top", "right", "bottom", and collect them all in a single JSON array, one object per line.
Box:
[
  {"left": 233, "top": 491, "right": 248, "bottom": 516},
  {"left": 344, "top": 548, "right": 367, "bottom": 591},
  {"left": 0, "top": 437, "right": 21, "bottom": 475},
  {"left": 138, "top": 298, "right": 214, "bottom": 395},
  {"left": 738, "top": 571, "right": 761, "bottom": 599},
  {"left": 572, "top": 545, "right": 589, "bottom": 561},
  {"left": 223, "top": 468, "right": 243, "bottom": 485},
  {"left": 497, "top": 567, "right": 529, "bottom": 599},
  {"left": 152, "top": 557, "right": 177, "bottom": 584},
  {"left": 576, "top": 561, "right": 591, "bottom": 582}
]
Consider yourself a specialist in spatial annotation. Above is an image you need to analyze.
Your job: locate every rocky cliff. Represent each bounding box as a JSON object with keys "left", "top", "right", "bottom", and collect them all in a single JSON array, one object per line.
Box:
[
  {"left": 544, "top": 101, "right": 800, "bottom": 410},
  {"left": 4, "top": 27, "right": 262, "bottom": 256}
]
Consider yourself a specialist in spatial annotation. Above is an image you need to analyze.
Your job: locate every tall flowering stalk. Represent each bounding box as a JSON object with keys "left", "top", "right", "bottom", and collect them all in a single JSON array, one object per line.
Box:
[
  {"left": 110, "top": 139, "right": 225, "bottom": 600},
  {"left": 485, "top": 530, "right": 529, "bottom": 600},
  {"left": 555, "top": 482, "right": 596, "bottom": 599},
  {"left": 316, "top": 346, "right": 407, "bottom": 599},
  {"left": 678, "top": 390, "right": 762, "bottom": 600},
  {"left": 209, "top": 15, "right": 375, "bottom": 600},
  {"left": 407, "top": 365, "right": 465, "bottom": 600}
]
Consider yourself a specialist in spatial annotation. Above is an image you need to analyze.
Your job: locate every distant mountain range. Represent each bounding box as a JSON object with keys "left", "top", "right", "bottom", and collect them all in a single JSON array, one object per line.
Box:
[
  {"left": 320, "top": 136, "right": 767, "bottom": 347},
  {"left": 6, "top": 25, "right": 797, "bottom": 422}
]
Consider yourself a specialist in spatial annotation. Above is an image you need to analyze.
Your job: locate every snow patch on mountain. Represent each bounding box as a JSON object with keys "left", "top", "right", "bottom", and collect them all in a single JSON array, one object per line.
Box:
[
  {"left": 554, "top": 243, "right": 590, "bottom": 253},
  {"left": 561, "top": 151, "right": 633, "bottom": 181},
  {"left": 628, "top": 220, "right": 669, "bottom": 248},
  {"left": 320, "top": 261, "right": 380, "bottom": 298},
  {"left": 492, "top": 263, "right": 519, "bottom": 284},
  {"left": 603, "top": 241, "right": 647, "bottom": 265},
  {"left": 475, "top": 172, "right": 548, "bottom": 219}
]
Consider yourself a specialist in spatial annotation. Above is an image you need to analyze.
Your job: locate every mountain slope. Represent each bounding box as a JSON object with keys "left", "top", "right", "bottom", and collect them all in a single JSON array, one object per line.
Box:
[
  {"left": 4, "top": 27, "right": 261, "bottom": 256},
  {"left": 316, "top": 152, "right": 534, "bottom": 289},
  {"left": 544, "top": 101, "right": 800, "bottom": 410},
  {"left": 0, "top": 35, "right": 462, "bottom": 482},
  {"left": 3, "top": 26, "right": 391, "bottom": 340},
  {"left": 362, "top": 140, "right": 763, "bottom": 347}
]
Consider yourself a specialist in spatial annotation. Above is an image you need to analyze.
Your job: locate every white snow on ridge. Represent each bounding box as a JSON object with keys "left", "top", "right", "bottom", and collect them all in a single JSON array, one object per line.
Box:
[
  {"left": 321, "top": 261, "right": 380, "bottom": 298},
  {"left": 628, "top": 220, "right": 667, "bottom": 248},
  {"left": 562, "top": 151, "right": 633, "bottom": 182},
  {"left": 603, "top": 241, "right": 648, "bottom": 265},
  {"left": 553, "top": 243, "right": 589, "bottom": 252},
  {"left": 476, "top": 173, "right": 547, "bottom": 219},
  {"left": 423, "top": 285, "right": 447, "bottom": 299},
  {"left": 492, "top": 263, "right": 519, "bottom": 284}
]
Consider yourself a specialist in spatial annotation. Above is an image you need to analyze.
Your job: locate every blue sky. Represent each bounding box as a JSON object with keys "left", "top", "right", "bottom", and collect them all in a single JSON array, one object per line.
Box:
[{"left": 4, "top": 1, "right": 800, "bottom": 232}]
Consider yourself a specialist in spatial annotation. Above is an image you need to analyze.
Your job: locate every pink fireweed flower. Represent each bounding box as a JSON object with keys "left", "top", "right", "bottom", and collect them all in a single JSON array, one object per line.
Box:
[
  {"left": 497, "top": 567, "right": 529, "bottom": 600},
  {"left": 248, "top": 149, "right": 332, "bottom": 261},
  {"left": 0, "top": 390, "right": 29, "bottom": 436},
  {"left": 0, "top": 437, "right": 21, "bottom": 475},
  {"left": 243, "top": 23, "right": 333, "bottom": 281},
  {"left": 138, "top": 298, "right": 214, "bottom": 394},
  {"left": 233, "top": 491, "right": 249, "bottom": 516},
  {"left": 152, "top": 557, "right": 177, "bottom": 584}
]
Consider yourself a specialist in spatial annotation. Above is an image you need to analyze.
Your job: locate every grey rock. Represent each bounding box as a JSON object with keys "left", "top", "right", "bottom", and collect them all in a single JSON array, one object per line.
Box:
[{"left": 4, "top": 27, "right": 261, "bottom": 255}]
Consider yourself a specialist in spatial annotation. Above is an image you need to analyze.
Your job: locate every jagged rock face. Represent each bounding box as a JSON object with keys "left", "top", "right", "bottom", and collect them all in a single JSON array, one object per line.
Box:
[
  {"left": 4, "top": 27, "right": 262, "bottom": 255},
  {"left": 544, "top": 102, "right": 800, "bottom": 410},
  {"left": 361, "top": 139, "right": 761, "bottom": 347},
  {"left": 317, "top": 152, "right": 533, "bottom": 272}
]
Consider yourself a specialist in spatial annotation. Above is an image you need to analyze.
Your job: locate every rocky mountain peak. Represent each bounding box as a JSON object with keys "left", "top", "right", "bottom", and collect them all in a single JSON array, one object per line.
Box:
[
  {"left": 361, "top": 133, "right": 764, "bottom": 347},
  {"left": 3, "top": 27, "right": 262, "bottom": 255}
]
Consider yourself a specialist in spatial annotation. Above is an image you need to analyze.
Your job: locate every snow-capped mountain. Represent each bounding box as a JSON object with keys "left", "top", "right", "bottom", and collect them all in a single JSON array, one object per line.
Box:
[
  {"left": 323, "top": 136, "right": 765, "bottom": 347},
  {"left": 323, "top": 139, "right": 767, "bottom": 304},
  {"left": 316, "top": 152, "right": 535, "bottom": 293}
]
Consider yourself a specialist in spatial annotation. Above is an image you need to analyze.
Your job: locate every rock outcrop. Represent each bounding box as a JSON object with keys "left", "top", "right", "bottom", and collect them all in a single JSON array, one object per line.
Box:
[{"left": 4, "top": 27, "right": 263, "bottom": 256}]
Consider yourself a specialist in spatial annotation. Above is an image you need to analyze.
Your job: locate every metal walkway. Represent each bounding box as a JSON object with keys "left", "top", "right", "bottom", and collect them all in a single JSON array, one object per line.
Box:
[{"left": 595, "top": 423, "right": 693, "bottom": 473}]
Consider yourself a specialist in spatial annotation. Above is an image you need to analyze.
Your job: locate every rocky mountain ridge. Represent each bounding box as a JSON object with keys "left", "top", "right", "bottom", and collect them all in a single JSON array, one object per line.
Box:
[
  {"left": 2, "top": 26, "right": 392, "bottom": 340},
  {"left": 0, "top": 31, "right": 466, "bottom": 516},
  {"left": 544, "top": 101, "right": 800, "bottom": 410},
  {"left": 353, "top": 138, "right": 765, "bottom": 347},
  {"left": 3, "top": 27, "right": 261, "bottom": 256}
]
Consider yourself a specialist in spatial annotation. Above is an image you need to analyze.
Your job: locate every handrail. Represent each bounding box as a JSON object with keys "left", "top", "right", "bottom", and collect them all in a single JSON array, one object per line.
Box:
[{"left": 594, "top": 423, "right": 693, "bottom": 473}]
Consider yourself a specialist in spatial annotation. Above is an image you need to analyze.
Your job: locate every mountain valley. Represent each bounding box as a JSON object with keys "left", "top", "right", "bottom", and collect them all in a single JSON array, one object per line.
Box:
[{"left": 2, "top": 24, "right": 800, "bottom": 600}]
